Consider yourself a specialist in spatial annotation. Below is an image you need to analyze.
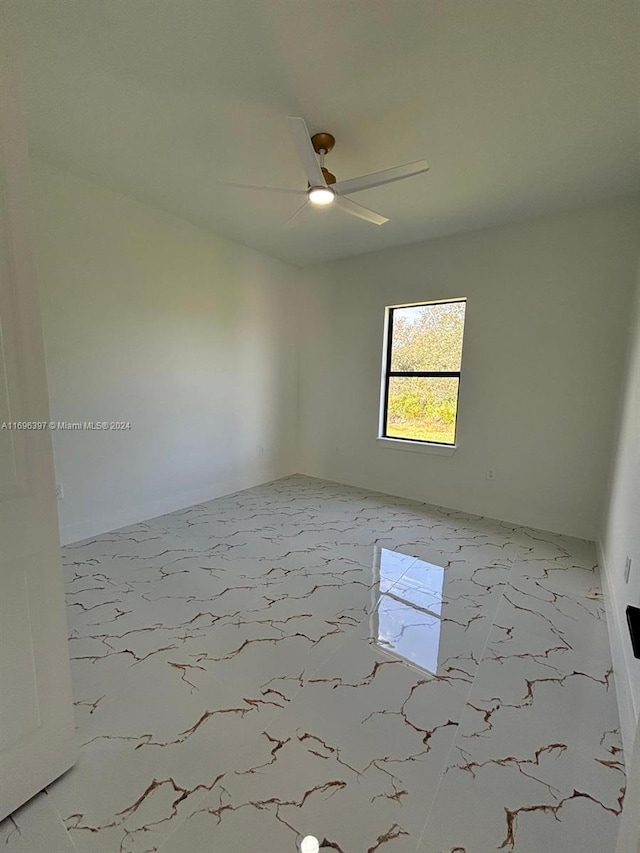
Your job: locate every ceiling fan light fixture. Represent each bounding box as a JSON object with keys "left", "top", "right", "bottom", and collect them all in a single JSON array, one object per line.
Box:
[{"left": 308, "top": 186, "right": 335, "bottom": 206}]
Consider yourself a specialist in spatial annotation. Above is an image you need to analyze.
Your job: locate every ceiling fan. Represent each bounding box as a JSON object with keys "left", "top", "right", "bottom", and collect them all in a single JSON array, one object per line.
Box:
[{"left": 220, "top": 117, "right": 429, "bottom": 227}]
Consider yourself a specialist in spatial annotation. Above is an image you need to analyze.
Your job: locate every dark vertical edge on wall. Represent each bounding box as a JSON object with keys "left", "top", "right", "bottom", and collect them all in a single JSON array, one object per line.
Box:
[{"left": 382, "top": 307, "right": 395, "bottom": 438}]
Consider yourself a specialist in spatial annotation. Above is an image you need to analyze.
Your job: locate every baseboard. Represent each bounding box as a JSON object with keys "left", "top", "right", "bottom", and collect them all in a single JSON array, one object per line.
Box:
[
  {"left": 298, "top": 464, "right": 599, "bottom": 541},
  {"left": 597, "top": 540, "right": 637, "bottom": 761},
  {"left": 59, "top": 467, "right": 296, "bottom": 546}
]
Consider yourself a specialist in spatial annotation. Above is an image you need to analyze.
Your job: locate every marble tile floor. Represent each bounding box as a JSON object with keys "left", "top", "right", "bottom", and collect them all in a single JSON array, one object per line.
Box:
[{"left": 0, "top": 475, "right": 624, "bottom": 853}]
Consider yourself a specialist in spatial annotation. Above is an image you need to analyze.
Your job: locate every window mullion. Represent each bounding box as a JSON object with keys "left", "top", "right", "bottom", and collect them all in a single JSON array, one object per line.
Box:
[{"left": 387, "top": 371, "right": 460, "bottom": 379}]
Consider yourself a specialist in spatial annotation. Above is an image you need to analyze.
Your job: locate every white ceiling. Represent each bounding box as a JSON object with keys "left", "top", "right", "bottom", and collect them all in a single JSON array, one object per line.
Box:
[{"left": 5, "top": 0, "right": 640, "bottom": 266}]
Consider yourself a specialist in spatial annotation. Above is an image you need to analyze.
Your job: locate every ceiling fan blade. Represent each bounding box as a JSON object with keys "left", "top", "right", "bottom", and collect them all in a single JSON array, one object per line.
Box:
[
  {"left": 283, "top": 202, "right": 311, "bottom": 228},
  {"left": 218, "top": 181, "right": 306, "bottom": 195},
  {"left": 334, "top": 195, "right": 389, "bottom": 226},
  {"left": 332, "top": 159, "right": 430, "bottom": 196},
  {"left": 287, "top": 116, "right": 326, "bottom": 188}
]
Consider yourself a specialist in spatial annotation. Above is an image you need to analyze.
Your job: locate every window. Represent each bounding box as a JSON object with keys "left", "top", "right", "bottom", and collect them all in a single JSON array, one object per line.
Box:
[{"left": 380, "top": 299, "right": 466, "bottom": 446}]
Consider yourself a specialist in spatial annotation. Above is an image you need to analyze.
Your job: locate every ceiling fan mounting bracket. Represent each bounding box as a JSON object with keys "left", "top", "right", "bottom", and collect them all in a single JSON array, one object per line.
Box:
[{"left": 311, "top": 132, "right": 335, "bottom": 155}]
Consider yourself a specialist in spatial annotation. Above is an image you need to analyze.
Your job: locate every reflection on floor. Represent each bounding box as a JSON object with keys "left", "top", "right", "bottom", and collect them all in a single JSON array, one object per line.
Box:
[
  {"left": 375, "top": 548, "right": 445, "bottom": 674},
  {"left": 0, "top": 475, "right": 624, "bottom": 853}
]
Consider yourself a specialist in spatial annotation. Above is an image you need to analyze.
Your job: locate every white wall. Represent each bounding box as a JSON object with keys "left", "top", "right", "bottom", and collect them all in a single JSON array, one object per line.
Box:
[
  {"left": 30, "top": 161, "right": 298, "bottom": 544},
  {"left": 298, "top": 199, "right": 640, "bottom": 541},
  {"left": 600, "top": 257, "right": 640, "bottom": 759},
  {"left": 29, "top": 164, "right": 640, "bottom": 556}
]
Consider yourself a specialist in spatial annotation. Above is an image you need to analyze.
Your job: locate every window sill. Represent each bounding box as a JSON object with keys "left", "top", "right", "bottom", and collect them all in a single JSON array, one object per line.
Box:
[{"left": 376, "top": 437, "right": 457, "bottom": 456}]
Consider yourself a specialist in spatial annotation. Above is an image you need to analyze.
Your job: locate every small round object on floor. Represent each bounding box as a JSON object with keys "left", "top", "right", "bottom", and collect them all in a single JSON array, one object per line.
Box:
[{"left": 300, "top": 836, "right": 320, "bottom": 853}]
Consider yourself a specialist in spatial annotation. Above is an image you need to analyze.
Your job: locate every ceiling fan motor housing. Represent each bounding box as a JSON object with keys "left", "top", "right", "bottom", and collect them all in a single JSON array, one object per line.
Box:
[{"left": 320, "top": 166, "right": 336, "bottom": 185}]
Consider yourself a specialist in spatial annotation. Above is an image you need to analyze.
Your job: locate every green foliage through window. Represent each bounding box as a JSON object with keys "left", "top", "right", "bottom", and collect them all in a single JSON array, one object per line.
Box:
[{"left": 382, "top": 300, "right": 466, "bottom": 445}]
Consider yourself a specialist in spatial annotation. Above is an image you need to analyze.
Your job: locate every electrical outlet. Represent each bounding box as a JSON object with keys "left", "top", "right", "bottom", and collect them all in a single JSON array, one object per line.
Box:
[
  {"left": 487, "top": 469, "right": 496, "bottom": 480},
  {"left": 258, "top": 445, "right": 264, "bottom": 456},
  {"left": 625, "top": 555, "right": 632, "bottom": 584},
  {"left": 55, "top": 482, "right": 64, "bottom": 500}
]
